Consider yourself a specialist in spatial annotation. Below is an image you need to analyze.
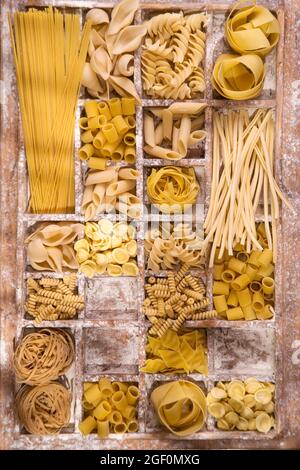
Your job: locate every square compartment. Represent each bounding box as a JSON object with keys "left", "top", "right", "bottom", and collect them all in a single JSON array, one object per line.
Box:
[
  {"left": 143, "top": 106, "right": 207, "bottom": 161},
  {"left": 140, "top": 7, "right": 207, "bottom": 101},
  {"left": 85, "top": 277, "right": 138, "bottom": 320},
  {"left": 211, "top": 328, "right": 275, "bottom": 376},
  {"left": 211, "top": 12, "right": 276, "bottom": 100},
  {"left": 145, "top": 377, "right": 208, "bottom": 433},
  {"left": 83, "top": 326, "right": 139, "bottom": 374}
]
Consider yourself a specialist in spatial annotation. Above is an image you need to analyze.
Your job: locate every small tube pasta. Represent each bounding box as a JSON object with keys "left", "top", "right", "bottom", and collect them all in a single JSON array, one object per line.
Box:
[
  {"left": 124, "top": 146, "right": 136, "bottom": 163},
  {"left": 227, "top": 291, "right": 239, "bottom": 307},
  {"left": 258, "top": 249, "right": 273, "bottom": 268},
  {"left": 99, "top": 378, "right": 114, "bottom": 397},
  {"left": 81, "top": 130, "right": 94, "bottom": 144},
  {"left": 213, "top": 281, "right": 230, "bottom": 296},
  {"left": 242, "top": 305, "right": 257, "bottom": 321},
  {"left": 121, "top": 97, "right": 135, "bottom": 115},
  {"left": 111, "top": 391, "right": 128, "bottom": 411},
  {"left": 125, "top": 116, "right": 136, "bottom": 128},
  {"left": 249, "top": 281, "right": 262, "bottom": 293},
  {"left": 228, "top": 258, "right": 246, "bottom": 274},
  {"left": 79, "top": 144, "right": 94, "bottom": 161},
  {"left": 226, "top": 307, "right": 244, "bottom": 321},
  {"left": 108, "top": 97, "right": 122, "bottom": 117},
  {"left": 248, "top": 251, "right": 261, "bottom": 268},
  {"left": 231, "top": 274, "right": 250, "bottom": 291},
  {"left": 112, "top": 143, "right": 125, "bottom": 161},
  {"left": 245, "top": 265, "right": 258, "bottom": 282},
  {"left": 126, "top": 386, "right": 140, "bottom": 405},
  {"left": 221, "top": 269, "right": 236, "bottom": 283},
  {"left": 122, "top": 405, "right": 136, "bottom": 420},
  {"left": 98, "top": 101, "right": 112, "bottom": 120},
  {"left": 102, "top": 123, "right": 119, "bottom": 143},
  {"left": 252, "top": 292, "right": 264, "bottom": 312},
  {"left": 93, "top": 400, "right": 112, "bottom": 420},
  {"left": 79, "top": 416, "right": 97, "bottom": 435},
  {"left": 85, "top": 100, "right": 99, "bottom": 118},
  {"left": 97, "top": 420, "right": 110, "bottom": 438},
  {"left": 93, "top": 131, "right": 107, "bottom": 149},
  {"left": 111, "top": 115, "right": 129, "bottom": 135},
  {"left": 112, "top": 382, "right": 128, "bottom": 393},
  {"left": 123, "top": 132, "right": 136, "bottom": 146},
  {"left": 114, "top": 422, "right": 128, "bottom": 433},
  {"left": 88, "top": 114, "right": 107, "bottom": 130},
  {"left": 256, "top": 305, "right": 273, "bottom": 320},
  {"left": 213, "top": 263, "right": 225, "bottom": 281},
  {"left": 213, "top": 295, "right": 227, "bottom": 313},
  {"left": 262, "top": 277, "right": 275, "bottom": 294},
  {"left": 88, "top": 157, "right": 107, "bottom": 170},
  {"left": 236, "top": 288, "right": 252, "bottom": 307},
  {"left": 127, "top": 419, "right": 139, "bottom": 432},
  {"left": 84, "top": 384, "right": 102, "bottom": 404},
  {"left": 109, "top": 411, "right": 123, "bottom": 424},
  {"left": 79, "top": 117, "right": 89, "bottom": 130}
]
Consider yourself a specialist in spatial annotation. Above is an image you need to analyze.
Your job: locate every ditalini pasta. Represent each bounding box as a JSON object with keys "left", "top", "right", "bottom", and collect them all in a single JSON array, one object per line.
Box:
[
  {"left": 16, "top": 383, "right": 72, "bottom": 435},
  {"left": 25, "top": 223, "right": 84, "bottom": 272},
  {"left": 75, "top": 220, "right": 138, "bottom": 278},
  {"left": 142, "top": 12, "right": 206, "bottom": 99},
  {"left": 25, "top": 275, "right": 84, "bottom": 323},
  {"left": 144, "top": 104, "right": 206, "bottom": 161},
  {"left": 213, "top": 227, "right": 275, "bottom": 321},
  {"left": 82, "top": 1, "right": 146, "bottom": 102},
  {"left": 79, "top": 98, "right": 136, "bottom": 168},
  {"left": 202, "top": 110, "right": 291, "bottom": 266},
  {"left": 141, "top": 329, "right": 208, "bottom": 374},
  {"left": 79, "top": 379, "right": 139, "bottom": 437},
  {"left": 9, "top": 7, "right": 91, "bottom": 213},
  {"left": 225, "top": 1, "right": 280, "bottom": 57},
  {"left": 147, "top": 166, "right": 200, "bottom": 213},
  {"left": 145, "top": 223, "right": 204, "bottom": 273},
  {"left": 207, "top": 379, "right": 275, "bottom": 433},
  {"left": 81, "top": 166, "right": 141, "bottom": 220},
  {"left": 144, "top": 271, "right": 217, "bottom": 336},
  {"left": 151, "top": 380, "right": 207, "bottom": 436},
  {"left": 13, "top": 329, "right": 74, "bottom": 385}
]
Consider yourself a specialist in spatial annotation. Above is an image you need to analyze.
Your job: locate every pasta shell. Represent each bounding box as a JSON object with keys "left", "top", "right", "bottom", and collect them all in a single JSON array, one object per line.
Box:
[
  {"left": 109, "top": 75, "right": 141, "bottom": 103},
  {"left": 90, "top": 29, "right": 106, "bottom": 48},
  {"left": 113, "top": 54, "right": 134, "bottom": 77},
  {"left": 107, "top": 0, "right": 139, "bottom": 36},
  {"left": 86, "top": 9, "right": 109, "bottom": 26},
  {"left": 112, "top": 25, "right": 147, "bottom": 55},
  {"left": 27, "top": 238, "right": 48, "bottom": 263},
  {"left": 82, "top": 63, "right": 103, "bottom": 92},
  {"left": 90, "top": 47, "right": 112, "bottom": 81}
]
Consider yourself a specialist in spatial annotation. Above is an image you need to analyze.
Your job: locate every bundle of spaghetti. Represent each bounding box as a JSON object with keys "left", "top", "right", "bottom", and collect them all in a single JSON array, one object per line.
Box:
[
  {"left": 16, "top": 383, "right": 71, "bottom": 435},
  {"left": 202, "top": 109, "right": 292, "bottom": 267},
  {"left": 13, "top": 329, "right": 75, "bottom": 385},
  {"left": 144, "top": 272, "right": 217, "bottom": 335},
  {"left": 9, "top": 7, "right": 91, "bottom": 213}
]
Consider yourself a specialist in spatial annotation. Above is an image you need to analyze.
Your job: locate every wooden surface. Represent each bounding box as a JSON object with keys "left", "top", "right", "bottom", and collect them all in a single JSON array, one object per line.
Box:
[{"left": 0, "top": 0, "right": 300, "bottom": 450}]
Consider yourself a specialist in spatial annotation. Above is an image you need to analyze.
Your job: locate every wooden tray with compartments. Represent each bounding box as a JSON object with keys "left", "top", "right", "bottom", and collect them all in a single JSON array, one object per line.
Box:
[{"left": 1, "top": 0, "right": 300, "bottom": 450}]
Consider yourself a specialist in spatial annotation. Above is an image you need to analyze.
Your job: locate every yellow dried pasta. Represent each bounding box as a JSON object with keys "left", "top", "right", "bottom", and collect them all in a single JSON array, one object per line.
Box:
[
  {"left": 79, "top": 378, "right": 139, "bottom": 438},
  {"left": 147, "top": 166, "right": 200, "bottom": 213},
  {"left": 207, "top": 379, "right": 275, "bottom": 433}
]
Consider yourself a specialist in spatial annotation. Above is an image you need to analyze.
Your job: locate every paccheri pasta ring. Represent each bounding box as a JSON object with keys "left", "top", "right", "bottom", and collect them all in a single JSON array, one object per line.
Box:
[
  {"left": 225, "top": 1, "right": 280, "bottom": 57},
  {"left": 150, "top": 380, "right": 207, "bottom": 436},
  {"left": 212, "top": 53, "right": 265, "bottom": 100}
]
